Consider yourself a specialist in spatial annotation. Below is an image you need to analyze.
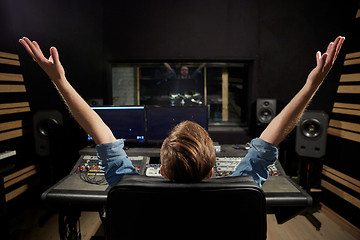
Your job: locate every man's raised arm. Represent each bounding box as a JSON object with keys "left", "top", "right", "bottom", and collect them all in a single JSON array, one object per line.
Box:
[
  {"left": 19, "top": 37, "right": 116, "bottom": 145},
  {"left": 260, "top": 36, "right": 345, "bottom": 147}
]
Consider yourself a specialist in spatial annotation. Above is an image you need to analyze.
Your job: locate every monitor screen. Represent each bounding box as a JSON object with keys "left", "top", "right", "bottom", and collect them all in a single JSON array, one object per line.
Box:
[
  {"left": 91, "top": 106, "right": 146, "bottom": 142},
  {"left": 146, "top": 106, "right": 208, "bottom": 141}
]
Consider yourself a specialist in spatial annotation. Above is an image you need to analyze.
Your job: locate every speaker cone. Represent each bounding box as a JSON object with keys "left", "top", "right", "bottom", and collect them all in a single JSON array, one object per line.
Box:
[
  {"left": 37, "top": 118, "right": 61, "bottom": 136},
  {"left": 300, "top": 119, "right": 321, "bottom": 138},
  {"left": 259, "top": 108, "right": 274, "bottom": 123}
]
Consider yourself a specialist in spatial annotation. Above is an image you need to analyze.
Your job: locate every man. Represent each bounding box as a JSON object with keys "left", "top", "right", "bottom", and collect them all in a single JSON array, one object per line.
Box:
[
  {"left": 163, "top": 62, "right": 205, "bottom": 98},
  {"left": 163, "top": 62, "right": 206, "bottom": 80},
  {"left": 19, "top": 36, "right": 345, "bottom": 187}
]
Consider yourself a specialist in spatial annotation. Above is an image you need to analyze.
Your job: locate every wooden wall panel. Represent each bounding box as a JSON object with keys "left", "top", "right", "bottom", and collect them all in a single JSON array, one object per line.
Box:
[
  {"left": 323, "top": 8, "right": 360, "bottom": 229},
  {"left": 0, "top": 50, "right": 38, "bottom": 204}
]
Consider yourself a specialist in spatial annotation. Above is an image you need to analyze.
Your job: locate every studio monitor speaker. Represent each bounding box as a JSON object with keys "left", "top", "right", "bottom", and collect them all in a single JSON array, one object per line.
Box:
[
  {"left": 256, "top": 99, "right": 276, "bottom": 124},
  {"left": 33, "top": 110, "right": 63, "bottom": 156},
  {"left": 296, "top": 110, "right": 328, "bottom": 158}
]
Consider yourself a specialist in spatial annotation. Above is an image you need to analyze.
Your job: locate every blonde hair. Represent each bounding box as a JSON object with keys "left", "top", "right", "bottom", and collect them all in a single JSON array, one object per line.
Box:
[{"left": 160, "top": 121, "right": 216, "bottom": 182}]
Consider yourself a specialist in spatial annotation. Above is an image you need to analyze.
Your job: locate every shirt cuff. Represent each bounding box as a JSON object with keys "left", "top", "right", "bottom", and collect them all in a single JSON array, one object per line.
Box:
[
  {"left": 96, "top": 139, "right": 139, "bottom": 186},
  {"left": 96, "top": 139, "right": 127, "bottom": 165},
  {"left": 251, "top": 138, "right": 279, "bottom": 162}
]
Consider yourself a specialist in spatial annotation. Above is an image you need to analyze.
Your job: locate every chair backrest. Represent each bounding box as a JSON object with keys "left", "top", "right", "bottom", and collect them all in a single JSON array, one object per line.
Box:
[{"left": 106, "top": 175, "right": 267, "bottom": 240}]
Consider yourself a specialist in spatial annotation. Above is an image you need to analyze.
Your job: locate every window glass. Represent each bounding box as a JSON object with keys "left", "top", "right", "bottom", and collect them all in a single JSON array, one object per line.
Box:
[{"left": 111, "top": 62, "right": 249, "bottom": 125}]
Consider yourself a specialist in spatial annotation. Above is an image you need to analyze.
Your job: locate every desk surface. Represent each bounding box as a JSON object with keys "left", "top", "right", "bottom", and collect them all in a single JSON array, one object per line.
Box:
[{"left": 42, "top": 145, "right": 312, "bottom": 213}]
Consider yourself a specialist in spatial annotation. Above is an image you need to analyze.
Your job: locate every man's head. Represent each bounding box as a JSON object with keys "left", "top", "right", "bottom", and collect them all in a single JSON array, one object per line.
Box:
[
  {"left": 160, "top": 121, "right": 216, "bottom": 182},
  {"left": 180, "top": 66, "right": 189, "bottom": 79}
]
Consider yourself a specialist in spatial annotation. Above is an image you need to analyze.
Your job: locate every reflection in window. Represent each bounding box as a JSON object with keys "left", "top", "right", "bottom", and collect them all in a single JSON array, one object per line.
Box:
[
  {"left": 140, "top": 63, "right": 204, "bottom": 106},
  {"left": 111, "top": 62, "right": 249, "bottom": 126}
]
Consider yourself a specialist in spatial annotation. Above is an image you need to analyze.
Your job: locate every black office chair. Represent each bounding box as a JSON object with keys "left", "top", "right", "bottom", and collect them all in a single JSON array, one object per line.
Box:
[{"left": 105, "top": 175, "right": 267, "bottom": 240}]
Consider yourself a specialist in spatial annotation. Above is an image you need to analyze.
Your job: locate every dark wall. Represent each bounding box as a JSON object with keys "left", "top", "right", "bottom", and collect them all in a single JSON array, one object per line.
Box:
[
  {"left": 2, "top": 0, "right": 357, "bottom": 112},
  {"left": 259, "top": 1, "right": 357, "bottom": 112},
  {"left": 103, "top": 0, "right": 260, "bottom": 61},
  {"left": 2, "top": 0, "right": 104, "bottom": 109}
]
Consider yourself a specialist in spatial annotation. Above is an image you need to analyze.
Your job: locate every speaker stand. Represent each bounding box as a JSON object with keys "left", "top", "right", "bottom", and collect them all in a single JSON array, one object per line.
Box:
[
  {"left": 300, "top": 156, "right": 323, "bottom": 231},
  {"left": 302, "top": 202, "right": 322, "bottom": 231}
]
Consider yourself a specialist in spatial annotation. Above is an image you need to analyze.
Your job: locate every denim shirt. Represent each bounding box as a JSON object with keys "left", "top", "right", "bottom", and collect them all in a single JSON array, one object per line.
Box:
[
  {"left": 96, "top": 139, "right": 139, "bottom": 187},
  {"left": 96, "top": 138, "right": 278, "bottom": 187},
  {"left": 231, "top": 138, "right": 278, "bottom": 187}
]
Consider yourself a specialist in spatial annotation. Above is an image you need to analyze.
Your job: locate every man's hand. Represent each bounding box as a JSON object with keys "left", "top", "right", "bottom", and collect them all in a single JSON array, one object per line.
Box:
[
  {"left": 19, "top": 37, "right": 65, "bottom": 82},
  {"left": 306, "top": 36, "right": 345, "bottom": 89},
  {"left": 19, "top": 37, "right": 116, "bottom": 144}
]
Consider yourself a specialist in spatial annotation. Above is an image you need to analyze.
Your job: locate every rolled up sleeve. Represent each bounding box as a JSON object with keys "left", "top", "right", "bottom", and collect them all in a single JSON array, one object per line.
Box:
[
  {"left": 231, "top": 138, "right": 278, "bottom": 187},
  {"left": 96, "top": 139, "right": 138, "bottom": 187}
]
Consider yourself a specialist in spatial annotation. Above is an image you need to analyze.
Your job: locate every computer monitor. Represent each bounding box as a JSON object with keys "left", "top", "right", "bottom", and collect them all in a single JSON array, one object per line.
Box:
[
  {"left": 91, "top": 106, "right": 146, "bottom": 143},
  {"left": 146, "top": 106, "right": 208, "bottom": 142}
]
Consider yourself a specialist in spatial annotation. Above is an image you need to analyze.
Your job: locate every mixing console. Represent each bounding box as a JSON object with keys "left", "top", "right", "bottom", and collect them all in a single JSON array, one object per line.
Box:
[
  {"left": 76, "top": 144, "right": 280, "bottom": 184},
  {"left": 215, "top": 157, "right": 242, "bottom": 176}
]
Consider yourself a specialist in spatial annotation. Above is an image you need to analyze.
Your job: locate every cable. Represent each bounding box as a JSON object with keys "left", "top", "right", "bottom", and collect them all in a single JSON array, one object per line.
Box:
[{"left": 79, "top": 171, "right": 107, "bottom": 185}]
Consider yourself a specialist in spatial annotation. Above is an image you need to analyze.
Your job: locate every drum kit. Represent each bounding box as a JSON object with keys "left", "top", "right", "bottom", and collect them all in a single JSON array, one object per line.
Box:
[{"left": 169, "top": 91, "right": 203, "bottom": 106}]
